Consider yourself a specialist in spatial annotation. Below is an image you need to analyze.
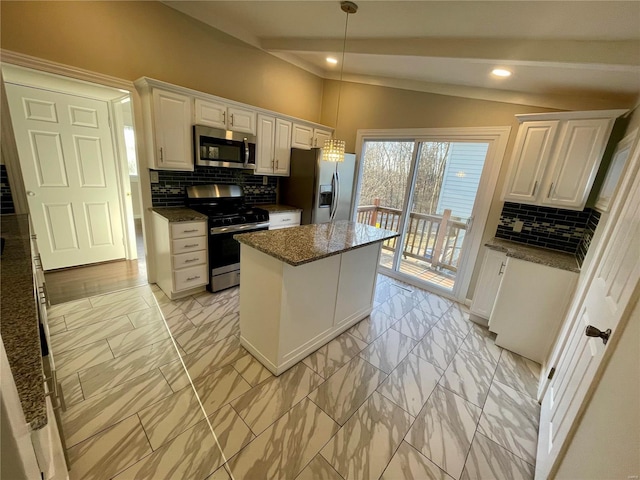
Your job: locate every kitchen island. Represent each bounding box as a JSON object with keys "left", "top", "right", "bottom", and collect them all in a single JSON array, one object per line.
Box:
[{"left": 235, "top": 221, "right": 398, "bottom": 375}]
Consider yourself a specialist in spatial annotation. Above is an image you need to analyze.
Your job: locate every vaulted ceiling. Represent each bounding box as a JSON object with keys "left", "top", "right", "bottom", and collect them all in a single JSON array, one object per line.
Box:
[{"left": 164, "top": 1, "right": 640, "bottom": 108}]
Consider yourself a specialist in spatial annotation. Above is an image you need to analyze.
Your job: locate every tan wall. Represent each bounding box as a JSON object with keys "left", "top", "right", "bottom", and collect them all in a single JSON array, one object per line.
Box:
[
  {"left": 0, "top": 1, "right": 324, "bottom": 122},
  {"left": 554, "top": 297, "right": 640, "bottom": 479}
]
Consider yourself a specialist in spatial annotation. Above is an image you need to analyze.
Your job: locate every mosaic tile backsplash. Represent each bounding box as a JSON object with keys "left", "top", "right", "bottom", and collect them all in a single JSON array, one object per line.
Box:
[
  {"left": 575, "top": 209, "right": 601, "bottom": 267},
  {"left": 1, "top": 165, "right": 16, "bottom": 214},
  {"left": 150, "top": 167, "right": 277, "bottom": 207},
  {"left": 496, "top": 202, "right": 597, "bottom": 254}
]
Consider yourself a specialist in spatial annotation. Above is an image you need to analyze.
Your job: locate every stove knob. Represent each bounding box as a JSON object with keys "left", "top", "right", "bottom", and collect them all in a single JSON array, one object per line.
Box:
[{"left": 240, "top": 216, "right": 247, "bottom": 223}]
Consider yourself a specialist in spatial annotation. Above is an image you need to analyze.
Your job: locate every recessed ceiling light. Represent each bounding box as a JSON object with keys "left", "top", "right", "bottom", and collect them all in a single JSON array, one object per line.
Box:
[
  {"left": 491, "top": 68, "right": 512, "bottom": 77},
  {"left": 326, "top": 57, "right": 338, "bottom": 65}
]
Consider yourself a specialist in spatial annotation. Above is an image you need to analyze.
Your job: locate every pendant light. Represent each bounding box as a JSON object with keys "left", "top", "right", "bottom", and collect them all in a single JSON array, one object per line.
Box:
[{"left": 322, "top": 1, "right": 358, "bottom": 163}]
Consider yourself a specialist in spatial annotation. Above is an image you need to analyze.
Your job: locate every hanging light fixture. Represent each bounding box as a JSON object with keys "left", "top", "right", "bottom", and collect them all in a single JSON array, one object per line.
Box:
[{"left": 322, "top": 1, "right": 358, "bottom": 163}]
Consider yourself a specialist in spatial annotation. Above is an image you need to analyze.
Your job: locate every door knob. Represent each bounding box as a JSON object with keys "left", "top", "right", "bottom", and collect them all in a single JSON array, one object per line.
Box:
[{"left": 585, "top": 325, "right": 611, "bottom": 345}]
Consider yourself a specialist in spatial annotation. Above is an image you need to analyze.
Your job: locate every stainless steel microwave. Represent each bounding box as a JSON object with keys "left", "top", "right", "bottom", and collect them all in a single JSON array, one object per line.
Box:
[{"left": 194, "top": 125, "right": 256, "bottom": 170}]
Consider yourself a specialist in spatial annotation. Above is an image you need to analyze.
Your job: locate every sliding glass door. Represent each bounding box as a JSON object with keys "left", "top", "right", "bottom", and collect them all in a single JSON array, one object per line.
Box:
[{"left": 354, "top": 129, "right": 506, "bottom": 299}]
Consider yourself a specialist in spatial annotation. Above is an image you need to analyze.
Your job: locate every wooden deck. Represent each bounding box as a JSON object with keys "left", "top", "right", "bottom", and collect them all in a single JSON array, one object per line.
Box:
[{"left": 380, "top": 250, "right": 455, "bottom": 290}]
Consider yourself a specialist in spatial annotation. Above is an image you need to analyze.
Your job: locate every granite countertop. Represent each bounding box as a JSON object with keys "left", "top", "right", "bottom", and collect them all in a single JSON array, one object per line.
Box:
[
  {"left": 258, "top": 204, "right": 302, "bottom": 214},
  {"left": 235, "top": 220, "right": 399, "bottom": 266},
  {"left": 486, "top": 237, "right": 580, "bottom": 273},
  {"left": 0, "top": 214, "right": 47, "bottom": 430},
  {"left": 150, "top": 207, "right": 208, "bottom": 222}
]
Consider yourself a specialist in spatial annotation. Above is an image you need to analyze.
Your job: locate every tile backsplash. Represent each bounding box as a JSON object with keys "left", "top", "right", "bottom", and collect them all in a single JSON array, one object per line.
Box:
[
  {"left": 150, "top": 167, "right": 277, "bottom": 207},
  {"left": 496, "top": 202, "right": 594, "bottom": 254},
  {"left": 575, "top": 209, "right": 601, "bottom": 267}
]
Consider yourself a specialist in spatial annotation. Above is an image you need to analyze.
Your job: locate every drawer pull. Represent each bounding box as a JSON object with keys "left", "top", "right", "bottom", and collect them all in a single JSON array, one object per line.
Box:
[
  {"left": 281, "top": 218, "right": 291, "bottom": 222},
  {"left": 183, "top": 229, "right": 199, "bottom": 233},
  {"left": 186, "top": 275, "right": 201, "bottom": 281},
  {"left": 498, "top": 262, "right": 506, "bottom": 275},
  {"left": 184, "top": 258, "right": 199, "bottom": 263},
  {"left": 184, "top": 243, "right": 199, "bottom": 248}
]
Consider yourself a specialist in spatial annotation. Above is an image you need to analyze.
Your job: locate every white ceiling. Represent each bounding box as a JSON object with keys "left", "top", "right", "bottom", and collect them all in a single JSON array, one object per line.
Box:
[{"left": 164, "top": 1, "right": 640, "bottom": 107}]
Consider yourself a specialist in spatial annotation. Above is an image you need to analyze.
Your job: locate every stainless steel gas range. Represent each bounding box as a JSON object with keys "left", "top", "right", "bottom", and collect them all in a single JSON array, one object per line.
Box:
[{"left": 186, "top": 184, "right": 269, "bottom": 292}]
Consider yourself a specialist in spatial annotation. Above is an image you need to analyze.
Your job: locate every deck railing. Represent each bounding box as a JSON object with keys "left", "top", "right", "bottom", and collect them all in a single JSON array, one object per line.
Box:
[{"left": 357, "top": 200, "right": 467, "bottom": 272}]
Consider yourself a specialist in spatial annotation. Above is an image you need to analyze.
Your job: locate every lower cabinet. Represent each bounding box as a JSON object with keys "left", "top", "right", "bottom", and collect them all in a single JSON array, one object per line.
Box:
[
  {"left": 268, "top": 211, "right": 301, "bottom": 230},
  {"left": 153, "top": 214, "right": 208, "bottom": 299},
  {"left": 470, "top": 249, "right": 507, "bottom": 320}
]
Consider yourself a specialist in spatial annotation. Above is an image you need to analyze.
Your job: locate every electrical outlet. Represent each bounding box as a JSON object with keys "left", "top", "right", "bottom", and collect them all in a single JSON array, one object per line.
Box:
[
  {"left": 513, "top": 220, "right": 524, "bottom": 233},
  {"left": 150, "top": 171, "right": 159, "bottom": 184},
  {"left": 262, "top": 176, "right": 268, "bottom": 185}
]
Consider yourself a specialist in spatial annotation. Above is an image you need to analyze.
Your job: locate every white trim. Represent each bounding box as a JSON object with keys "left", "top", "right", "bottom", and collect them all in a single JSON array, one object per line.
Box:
[
  {"left": 515, "top": 109, "right": 627, "bottom": 123},
  {"left": 353, "top": 126, "right": 511, "bottom": 303}
]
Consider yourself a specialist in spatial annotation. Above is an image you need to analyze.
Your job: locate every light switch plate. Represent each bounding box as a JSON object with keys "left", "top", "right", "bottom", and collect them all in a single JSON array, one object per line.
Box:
[
  {"left": 150, "top": 171, "right": 159, "bottom": 184},
  {"left": 513, "top": 220, "right": 524, "bottom": 233},
  {"left": 262, "top": 176, "right": 268, "bottom": 185}
]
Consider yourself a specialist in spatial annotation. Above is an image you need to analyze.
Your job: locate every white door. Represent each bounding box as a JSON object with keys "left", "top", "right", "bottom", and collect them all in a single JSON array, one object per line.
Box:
[
  {"left": 536, "top": 165, "right": 640, "bottom": 478},
  {"left": 6, "top": 83, "right": 126, "bottom": 270}
]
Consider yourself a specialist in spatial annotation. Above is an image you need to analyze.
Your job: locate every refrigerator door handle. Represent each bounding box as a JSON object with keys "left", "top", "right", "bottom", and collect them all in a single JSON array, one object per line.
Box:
[
  {"left": 333, "top": 170, "right": 341, "bottom": 221},
  {"left": 329, "top": 172, "right": 337, "bottom": 220}
]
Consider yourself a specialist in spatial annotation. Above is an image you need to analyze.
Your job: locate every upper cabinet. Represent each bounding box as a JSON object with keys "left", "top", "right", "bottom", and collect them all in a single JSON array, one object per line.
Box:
[
  {"left": 291, "top": 124, "right": 333, "bottom": 150},
  {"left": 256, "top": 114, "right": 292, "bottom": 176},
  {"left": 150, "top": 89, "right": 193, "bottom": 171},
  {"left": 194, "top": 98, "right": 256, "bottom": 135},
  {"left": 502, "top": 110, "right": 627, "bottom": 210}
]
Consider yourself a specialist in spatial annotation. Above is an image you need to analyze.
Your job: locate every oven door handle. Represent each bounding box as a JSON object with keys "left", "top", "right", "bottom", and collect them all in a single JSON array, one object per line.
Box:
[{"left": 210, "top": 222, "right": 270, "bottom": 235}]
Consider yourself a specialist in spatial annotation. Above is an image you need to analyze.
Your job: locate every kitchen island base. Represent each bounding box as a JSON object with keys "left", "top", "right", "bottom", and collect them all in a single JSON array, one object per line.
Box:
[{"left": 239, "top": 242, "right": 381, "bottom": 375}]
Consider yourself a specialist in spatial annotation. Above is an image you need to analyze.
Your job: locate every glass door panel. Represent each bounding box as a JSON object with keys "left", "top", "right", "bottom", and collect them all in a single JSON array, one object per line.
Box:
[
  {"left": 398, "top": 141, "right": 489, "bottom": 291},
  {"left": 355, "top": 140, "right": 415, "bottom": 269}
]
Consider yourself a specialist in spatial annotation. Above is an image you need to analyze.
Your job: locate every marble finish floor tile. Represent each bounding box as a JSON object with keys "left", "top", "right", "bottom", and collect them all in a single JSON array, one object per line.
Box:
[
  {"left": 461, "top": 433, "right": 534, "bottom": 480},
  {"left": 64, "top": 296, "right": 149, "bottom": 330},
  {"left": 62, "top": 370, "right": 173, "bottom": 447},
  {"left": 381, "top": 441, "right": 453, "bottom": 480},
  {"left": 494, "top": 350, "right": 541, "bottom": 399},
  {"left": 296, "top": 455, "right": 343, "bottom": 480},
  {"left": 107, "top": 322, "right": 171, "bottom": 357},
  {"left": 89, "top": 285, "right": 154, "bottom": 308},
  {"left": 67, "top": 415, "right": 152, "bottom": 480},
  {"left": 302, "top": 330, "right": 367, "bottom": 378},
  {"left": 377, "top": 353, "right": 443, "bottom": 416},
  {"left": 138, "top": 365, "right": 251, "bottom": 450},
  {"left": 309, "top": 356, "right": 387, "bottom": 425},
  {"left": 175, "top": 313, "right": 239, "bottom": 354},
  {"left": 55, "top": 340, "right": 114, "bottom": 379},
  {"left": 50, "top": 316, "right": 133, "bottom": 354},
  {"left": 126, "top": 307, "right": 164, "bottom": 328},
  {"left": 159, "top": 335, "right": 247, "bottom": 391},
  {"left": 373, "top": 280, "right": 398, "bottom": 305},
  {"left": 232, "top": 363, "right": 323, "bottom": 435},
  {"left": 459, "top": 324, "right": 502, "bottom": 366},
  {"left": 232, "top": 353, "right": 274, "bottom": 387},
  {"left": 477, "top": 382, "right": 540, "bottom": 465},
  {"left": 412, "top": 325, "right": 464, "bottom": 371},
  {"left": 321, "top": 392, "right": 414, "bottom": 480},
  {"left": 439, "top": 348, "right": 496, "bottom": 408},
  {"left": 347, "top": 310, "right": 397, "bottom": 344},
  {"left": 406, "top": 385, "right": 482, "bottom": 480},
  {"left": 193, "top": 286, "right": 239, "bottom": 308},
  {"left": 59, "top": 373, "right": 85, "bottom": 408},
  {"left": 164, "top": 313, "right": 199, "bottom": 336},
  {"left": 391, "top": 308, "right": 438, "bottom": 341},
  {"left": 436, "top": 304, "right": 473, "bottom": 339},
  {"left": 377, "top": 294, "right": 419, "bottom": 320},
  {"left": 186, "top": 297, "right": 240, "bottom": 327},
  {"left": 419, "top": 293, "right": 452, "bottom": 319},
  {"left": 227, "top": 398, "right": 338, "bottom": 480},
  {"left": 78, "top": 339, "right": 181, "bottom": 399},
  {"left": 157, "top": 295, "right": 203, "bottom": 319},
  {"left": 47, "top": 298, "right": 92, "bottom": 319},
  {"left": 48, "top": 316, "right": 67, "bottom": 335},
  {"left": 359, "top": 328, "right": 416, "bottom": 374},
  {"left": 114, "top": 404, "right": 253, "bottom": 480}
]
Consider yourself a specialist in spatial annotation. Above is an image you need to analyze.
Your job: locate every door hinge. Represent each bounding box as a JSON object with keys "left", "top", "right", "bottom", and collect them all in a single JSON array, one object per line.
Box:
[{"left": 548, "top": 367, "right": 556, "bottom": 380}]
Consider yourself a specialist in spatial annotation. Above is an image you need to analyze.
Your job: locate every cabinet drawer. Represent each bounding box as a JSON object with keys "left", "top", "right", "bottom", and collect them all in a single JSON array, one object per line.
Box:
[
  {"left": 269, "top": 211, "right": 301, "bottom": 229},
  {"left": 173, "top": 265, "right": 208, "bottom": 291},
  {"left": 172, "top": 236, "right": 207, "bottom": 253},
  {"left": 170, "top": 222, "right": 207, "bottom": 239},
  {"left": 172, "top": 250, "right": 207, "bottom": 269}
]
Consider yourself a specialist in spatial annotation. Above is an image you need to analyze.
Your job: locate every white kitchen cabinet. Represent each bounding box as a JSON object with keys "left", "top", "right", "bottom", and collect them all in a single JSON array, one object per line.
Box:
[
  {"left": 256, "top": 114, "right": 292, "bottom": 176},
  {"left": 152, "top": 214, "right": 208, "bottom": 299},
  {"left": 312, "top": 128, "right": 332, "bottom": 148},
  {"left": 489, "top": 257, "right": 578, "bottom": 364},
  {"left": 268, "top": 211, "right": 301, "bottom": 230},
  {"left": 291, "top": 123, "right": 333, "bottom": 150},
  {"left": 194, "top": 98, "right": 256, "bottom": 135},
  {"left": 470, "top": 248, "right": 507, "bottom": 320},
  {"left": 502, "top": 110, "right": 625, "bottom": 210},
  {"left": 150, "top": 89, "right": 193, "bottom": 171}
]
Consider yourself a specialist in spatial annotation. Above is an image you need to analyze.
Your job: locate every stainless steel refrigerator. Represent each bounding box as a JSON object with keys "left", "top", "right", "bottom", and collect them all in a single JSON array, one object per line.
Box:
[{"left": 280, "top": 148, "right": 357, "bottom": 225}]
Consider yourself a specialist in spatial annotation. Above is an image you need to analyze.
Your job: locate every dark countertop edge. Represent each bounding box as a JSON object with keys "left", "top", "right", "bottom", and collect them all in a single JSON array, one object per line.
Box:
[
  {"left": 149, "top": 207, "right": 208, "bottom": 222},
  {"left": 0, "top": 214, "right": 48, "bottom": 430},
  {"left": 485, "top": 238, "right": 580, "bottom": 273},
  {"left": 236, "top": 231, "right": 400, "bottom": 267}
]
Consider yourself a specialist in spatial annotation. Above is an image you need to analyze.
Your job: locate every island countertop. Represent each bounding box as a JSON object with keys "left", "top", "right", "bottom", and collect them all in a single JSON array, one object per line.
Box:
[{"left": 235, "top": 220, "right": 399, "bottom": 266}]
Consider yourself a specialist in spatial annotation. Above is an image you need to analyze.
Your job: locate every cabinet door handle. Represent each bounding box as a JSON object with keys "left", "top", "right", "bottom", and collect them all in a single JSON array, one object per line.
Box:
[
  {"left": 498, "top": 262, "right": 506, "bottom": 275},
  {"left": 159, "top": 147, "right": 164, "bottom": 161},
  {"left": 272, "top": 159, "right": 275, "bottom": 169},
  {"left": 186, "top": 275, "right": 201, "bottom": 281},
  {"left": 275, "top": 159, "right": 279, "bottom": 169},
  {"left": 229, "top": 113, "right": 234, "bottom": 126},
  {"left": 532, "top": 180, "right": 538, "bottom": 196},
  {"left": 222, "top": 111, "right": 226, "bottom": 124},
  {"left": 548, "top": 182, "right": 554, "bottom": 198}
]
